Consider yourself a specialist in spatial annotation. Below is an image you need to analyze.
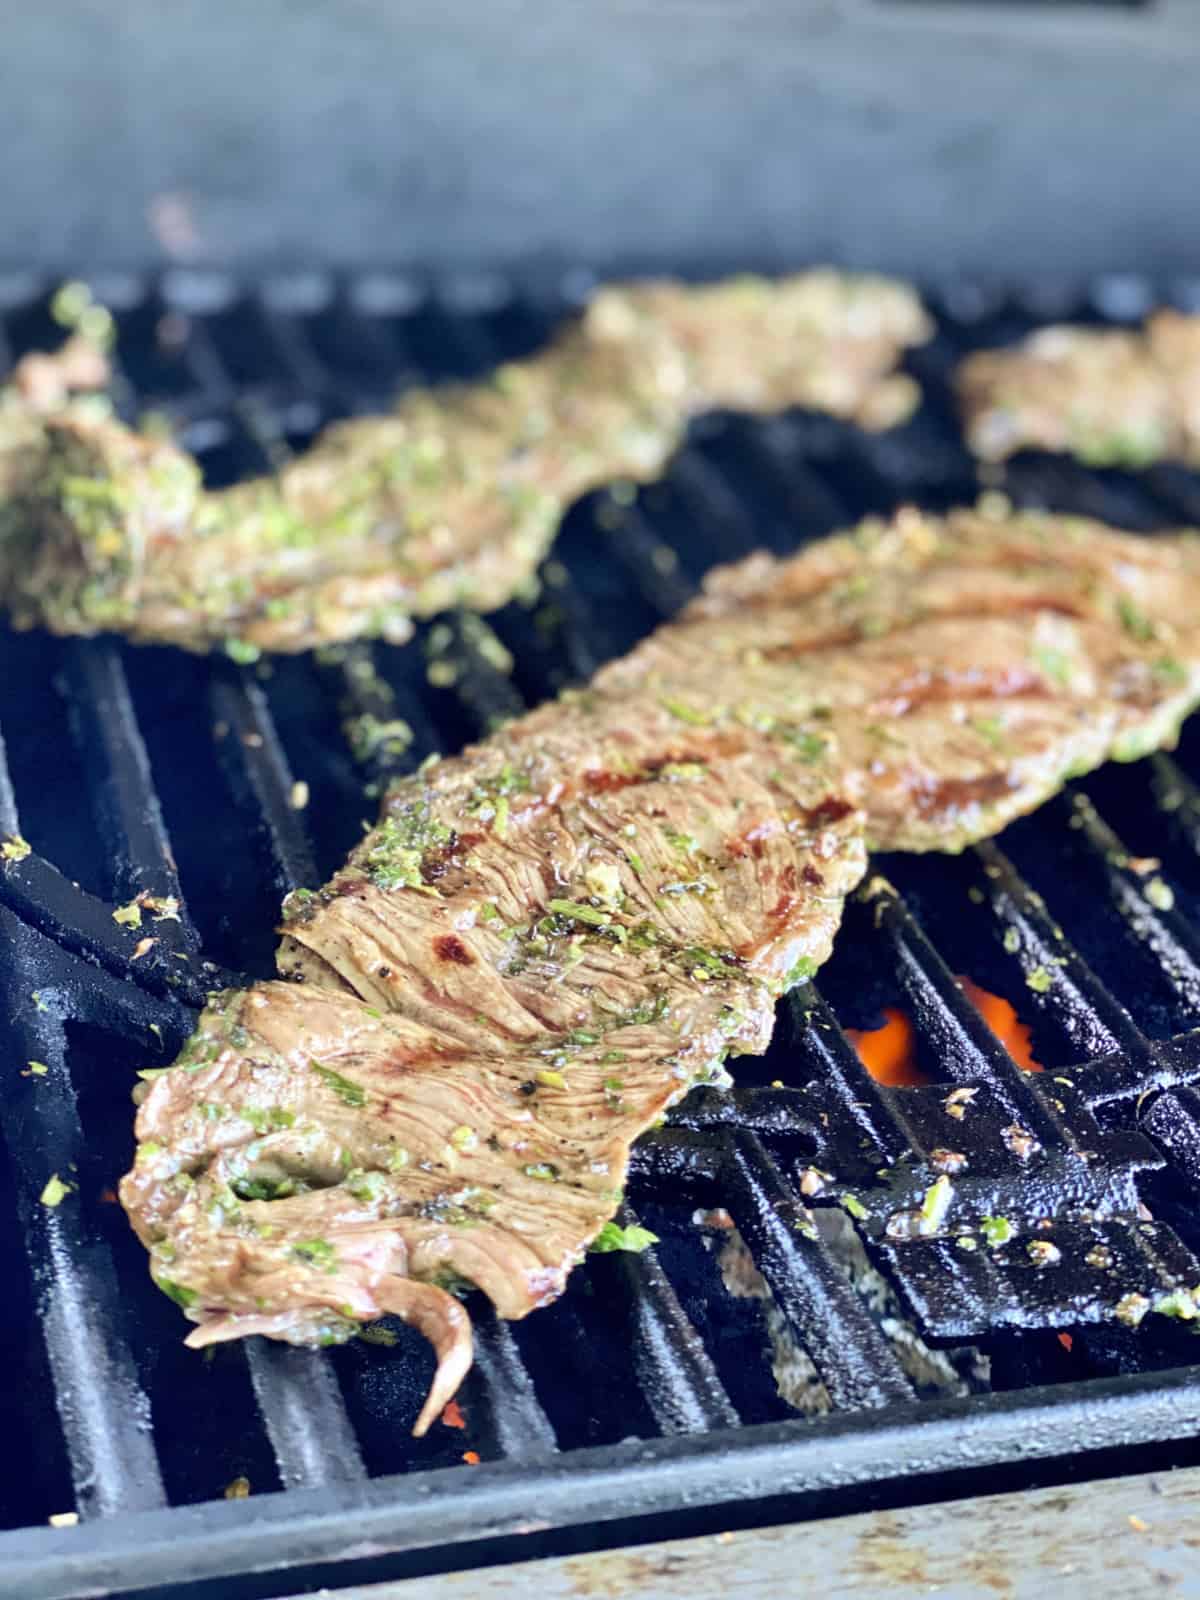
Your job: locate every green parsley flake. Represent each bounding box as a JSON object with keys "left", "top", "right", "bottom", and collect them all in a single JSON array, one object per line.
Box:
[
  {"left": 589, "top": 1222, "right": 660, "bottom": 1254},
  {"left": 1032, "top": 643, "right": 1072, "bottom": 688},
  {"left": 919, "top": 1175, "right": 954, "bottom": 1234},
  {"left": 154, "top": 1275, "right": 198, "bottom": 1308},
  {"left": 1025, "top": 967, "right": 1053, "bottom": 994},
  {"left": 546, "top": 898, "right": 611, "bottom": 927},
  {"left": 1116, "top": 594, "right": 1156, "bottom": 644},
  {"left": 980, "top": 1215, "right": 1013, "bottom": 1248},
  {"left": 312, "top": 1062, "right": 367, "bottom": 1107},
  {"left": 1003, "top": 927, "right": 1021, "bottom": 954},
  {"left": 1, "top": 834, "right": 32, "bottom": 863},
  {"left": 112, "top": 899, "right": 143, "bottom": 929},
  {"left": 841, "top": 1193, "right": 869, "bottom": 1221},
  {"left": 292, "top": 1238, "right": 338, "bottom": 1271},
  {"left": 660, "top": 696, "right": 713, "bottom": 726}
]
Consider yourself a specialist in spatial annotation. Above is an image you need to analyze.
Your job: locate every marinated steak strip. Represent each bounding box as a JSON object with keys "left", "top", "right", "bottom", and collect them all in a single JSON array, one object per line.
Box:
[
  {"left": 122, "top": 676, "right": 865, "bottom": 1429},
  {"left": 621, "top": 505, "right": 1200, "bottom": 850},
  {"left": 957, "top": 313, "right": 1200, "bottom": 466},
  {"left": 0, "top": 272, "right": 929, "bottom": 658}
]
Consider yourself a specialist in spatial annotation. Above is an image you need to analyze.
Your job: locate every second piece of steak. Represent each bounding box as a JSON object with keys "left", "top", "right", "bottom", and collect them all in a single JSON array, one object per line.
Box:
[{"left": 0, "top": 272, "right": 929, "bottom": 658}]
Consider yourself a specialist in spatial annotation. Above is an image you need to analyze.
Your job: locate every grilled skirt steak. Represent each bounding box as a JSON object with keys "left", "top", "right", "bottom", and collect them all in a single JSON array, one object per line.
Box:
[
  {"left": 120, "top": 503, "right": 1200, "bottom": 1426},
  {"left": 957, "top": 313, "right": 1200, "bottom": 467},
  {"left": 0, "top": 273, "right": 928, "bottom": 659}
]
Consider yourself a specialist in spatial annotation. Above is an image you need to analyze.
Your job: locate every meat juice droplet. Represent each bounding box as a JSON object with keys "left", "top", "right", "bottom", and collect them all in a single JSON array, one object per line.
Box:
[{"left": 846, "top": 978, "right": 1042, "bottom": 1085}]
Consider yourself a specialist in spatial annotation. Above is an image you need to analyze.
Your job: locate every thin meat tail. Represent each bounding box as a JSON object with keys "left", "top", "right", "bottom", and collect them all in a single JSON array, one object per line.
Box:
[{"left": 375, "top": 1279, "right": 475, "bottom": 1436}]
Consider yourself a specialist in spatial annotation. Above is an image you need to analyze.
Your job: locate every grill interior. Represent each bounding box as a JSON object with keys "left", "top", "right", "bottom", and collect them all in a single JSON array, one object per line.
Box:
[{"left": 4, "top": 268, "right": 1200, "bottom": 1599}]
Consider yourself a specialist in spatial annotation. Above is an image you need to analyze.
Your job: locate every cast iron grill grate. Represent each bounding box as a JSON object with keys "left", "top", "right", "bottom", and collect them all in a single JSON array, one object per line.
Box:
[{"left": 3, "top": 268, "right": 1200, "bottom": 1598}]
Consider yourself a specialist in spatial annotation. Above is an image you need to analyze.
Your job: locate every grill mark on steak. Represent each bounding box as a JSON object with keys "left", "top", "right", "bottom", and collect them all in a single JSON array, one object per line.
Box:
[
  {"left": 0, "top": 273, "right": 929, "bottom": 656},
  {"left": 122, "top": 504, "right": 1200, "bottom": 1428},
  {"left": 433, "top": 935, "right": 474, "bottom": 966}
]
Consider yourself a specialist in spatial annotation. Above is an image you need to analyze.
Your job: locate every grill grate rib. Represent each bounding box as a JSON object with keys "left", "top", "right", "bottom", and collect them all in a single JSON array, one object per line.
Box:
[{"left": 3, "top": 268, "right": 1200, "bottom": 1596}]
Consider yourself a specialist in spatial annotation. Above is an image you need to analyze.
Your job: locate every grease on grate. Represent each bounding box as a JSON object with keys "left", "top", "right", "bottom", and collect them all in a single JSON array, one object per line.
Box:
[{"left": 707, "top": 1213, "right": 988, "bottom": 1414}]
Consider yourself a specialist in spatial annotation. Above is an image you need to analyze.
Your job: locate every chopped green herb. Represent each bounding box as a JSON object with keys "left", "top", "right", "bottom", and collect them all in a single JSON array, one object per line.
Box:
[
  {"left": 1117, "top": 594, "right": 1156, "bottom": 643},
  {"left": 536, "top": 1070, "right": 567, "bottom": 1090},
  {"left": 919, "top": 1175, "right": 954, "bottom": 1234},
  {"left": 312, "top": 1061, "right": 367, "bottom": 1107},
  {"left": 1025, "top": 966, "right": 1053, "bottom": 994},
  {"left": 841, "top": 1193, "right": 869, "bottom": 1221},
  {"left": 779, "top": 728, "right": 828, "bottom": 762},
  {"left": 1032, "top": 644, "right": 1072, "bottom": 688},
  {"left": 590, "top": 1222, "right": 659, "bottom": 1254},
  {"left": 26, "top": 1062, "right": 48, "bottom": 1077},
  {"left": 1, "top": 834, "right": 32, "bottom": 863},
  {"left": 523, "top": 1163, "right": 558, "bottom": 1182},
  {"left": 1153, "top": 1286, "right": 1200, "bottom": 1321},
  {"left": 659, "top": 696, "right": 712, "bottom": 726},
  {"left": 292, "top": 1238, "right": 338, "bottom": 1271},
  {"left": 971, "top": 716, "right": 1007, "bottom": 750},
  {"left": 448, "top": 1125, "right": 478, "bottom": 1151},
  {"left": 224, "top": 638, "right": 262, "bottom": 665},
  {"left": 546, "top": 898, "right": 610, "bottom": 927},
  {"left": 358, "top": 1323, "right": 400, "bottom": 1347},
  {"left": 112, "top": 899, "right": 143, "bottom": 929},
  {"left": 154, "top": 1274, "right": 197, "bottom": 1308},
  {"left": 1153, "top": 656, "right": 1188, "bottom": 685},
  {"left": 785, "top": 955, "right": 817, "bottom": 988},
  {"left": 346, "top": 1169, "right": 389, "bottom": 1203},
  {"left": 980, "top": 1215, "right": 1013, "bottom": 1248},
  {"left": 1003, "top": 927, "right": 1021, "bottom": 955}
]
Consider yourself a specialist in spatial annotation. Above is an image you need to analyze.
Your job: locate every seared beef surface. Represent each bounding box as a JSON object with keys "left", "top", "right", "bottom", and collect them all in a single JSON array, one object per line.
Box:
[
  {"left": 119, "top": 504, "right": 1200, "bottom": 1428},
  {"left": 0, "top": 273, "right": 928, "bottom": 659},
  {"left": 121, "top": 660, "right": 865, "bottom": 1431},
  {"left": 958, "top": 313, "right": 1200, "bottom": 467}
]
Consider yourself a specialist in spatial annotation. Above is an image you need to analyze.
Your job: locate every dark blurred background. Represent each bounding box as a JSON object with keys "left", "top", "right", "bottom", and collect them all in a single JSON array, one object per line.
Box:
[{"left": 0, "top": 0, "right": 1197, "bottom": 278}]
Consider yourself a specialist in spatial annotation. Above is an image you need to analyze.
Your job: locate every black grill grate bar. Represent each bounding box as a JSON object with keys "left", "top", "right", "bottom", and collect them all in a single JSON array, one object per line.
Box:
[
  {"left": 468, "top": 1315, "right": 559, "bottom": 1461},
  {"left": 242, "top": 1343, "right": 366, "bottom": 1493},
  {"left": 969, "top": 833, "right": 1156, "bottom": 1072},
  {"left": 864, "top": 877, "right": 1072, "bottom": 1149},
  {"left": 724, "top": 1133, "right": 914, "bottom": 1410},
  {"left": 320, "top": 644, "right": 438, "bottom": 791},
  {"left": 0, "top": 844, "right": 224, "bottom": 1007},
  {"left": 210, "top": 669, "right": 320, "bottom": 898},
  {"left": 0, "top": 907, "right": 169, "bottom": 1519},
  {"left": 600, "top": 503, "right": 700, "bottom": 618},
  {"left": 601, "top": 1212, "right": 740, "bottom": 1435},
  {"left": 1063, "top": 789, "right": 1200, "bottom": 1014},
  {"left": 1144, "top": 1087, "right": 1200, "bottom": 1190},
  {"left": 1148, "top": 752, "right": 1200, "bottom": 867},
  {"left": 784, "top": 988, "right": 924, "bottom": 1167},
  {"left": 57, "top": 642, "right": 200, "bottom": 956},
  {"left": 0, "top": 722, "right": 170, "bottom": 1518}
]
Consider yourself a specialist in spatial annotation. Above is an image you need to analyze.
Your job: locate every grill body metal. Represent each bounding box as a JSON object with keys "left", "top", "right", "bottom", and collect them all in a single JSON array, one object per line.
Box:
[{"left": 2, "top": 270, "right": 1200, "bottom": 1599}]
